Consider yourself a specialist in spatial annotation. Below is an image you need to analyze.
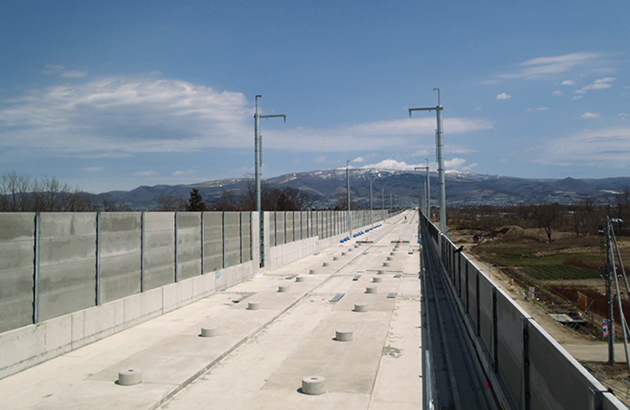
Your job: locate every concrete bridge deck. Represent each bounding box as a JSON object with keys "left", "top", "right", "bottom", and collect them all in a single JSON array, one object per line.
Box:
[{"left": 0, "top": 213, "right": 422, "bottom": 410}]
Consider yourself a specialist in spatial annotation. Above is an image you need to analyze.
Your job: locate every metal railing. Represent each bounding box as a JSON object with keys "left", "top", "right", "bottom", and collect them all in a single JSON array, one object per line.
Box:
[{"left": 420, "top": 214, "right": 625, "bottom": 409}]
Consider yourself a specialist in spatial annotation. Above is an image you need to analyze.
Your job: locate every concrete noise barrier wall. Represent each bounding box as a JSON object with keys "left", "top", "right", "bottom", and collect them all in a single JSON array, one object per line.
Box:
[
  {"left": 0, "top": 209, "right": 387, "bottom": 380},
  {"left": 420, "top": 216, "right": 625, "bottom": 409}
]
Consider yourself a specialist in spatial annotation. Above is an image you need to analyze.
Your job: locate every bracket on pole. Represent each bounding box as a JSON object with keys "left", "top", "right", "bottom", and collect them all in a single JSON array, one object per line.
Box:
[{"left": 408, "top": 89, "right": 446, "bottom": 234}]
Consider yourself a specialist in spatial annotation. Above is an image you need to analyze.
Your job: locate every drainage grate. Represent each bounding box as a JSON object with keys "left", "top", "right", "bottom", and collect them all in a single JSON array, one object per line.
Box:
[{"left": 233, "top": 293, "right": 255, "bottom": 303}]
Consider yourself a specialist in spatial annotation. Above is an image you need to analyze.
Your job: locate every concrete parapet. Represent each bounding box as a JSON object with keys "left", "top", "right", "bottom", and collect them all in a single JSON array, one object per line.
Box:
[{"left": 0, "top": 261, "right": 256, "bottom": 380}]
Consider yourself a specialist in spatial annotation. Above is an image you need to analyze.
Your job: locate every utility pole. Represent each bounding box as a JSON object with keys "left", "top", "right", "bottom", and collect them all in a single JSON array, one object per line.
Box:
[
  {"left": 415, "top": 161, "right": 430, "bottom": 218},
  {"left": 606, "top": 217, "right": 615, "bottom": 366},
  {"left": 381, "top": 188, "right": 385, "bottom": 220},
  {"left": 254, "top": 95, "right": 286, "bottom": 268},
  {"left": 347, "top": 160, "right": 352, "bottom": 239},
  {"left": 369, "top": 179, "right": 373, "bottom": 226},
  {"left": 409, "top": 89, "right": 446, "bottom": 234}
]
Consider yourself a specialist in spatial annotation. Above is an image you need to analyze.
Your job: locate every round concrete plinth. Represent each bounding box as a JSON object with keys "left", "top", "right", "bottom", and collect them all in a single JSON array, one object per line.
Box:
[
  {"left": 386, "top": 256, "right": 393, "bottom": 261},
  {"left": 296, "top": 276, "right": 306, "bottom": 282},
  {"left": 302, "top": 376, "right": 327, "bottom": 395},
  {"left": 322, "top": 262, "right": 328, "bottom": 267},
  {"left": 354, "top": 303, "right": 369, "bottom": 312},
  {"left": 372, "top": 277, "right": 382, "bottom": 283},
  {"left": 365, "top": 286, "right": 378, "bottom": 294},
  {"left": 390, "top": 252, "right": 396, "bottom": 256},
  {"left": 201, "top": 326, "right": 218, "bottom": 337},
  {"left": 332, "top": 256, "right": 338, "bottom": 261},
  {"left": 118, "top": 368, "right": 142, "bottom": 386},
  {"left": 354, "top": 244, "right": 360, "bottom": 248},
  {"left": 341, "top": 252, "right": 346, "bottom": 256},
  {"left": 309, "top": 269, "right": 316, "bottom": 274},
  {"left": 247, "top": 301, "right": 262, "bottom": 310},
  {"left": 278, "top": 285, "right": 290, "bottom": 292},
  {"left": 377, "top": 270, "right": 385, "bottom": 275},
  {"left": 335, "top": 329, "right": 353, "bottom": 341},
  {"left": 382, "top": 262, "right": 390, "bottom": 267}
]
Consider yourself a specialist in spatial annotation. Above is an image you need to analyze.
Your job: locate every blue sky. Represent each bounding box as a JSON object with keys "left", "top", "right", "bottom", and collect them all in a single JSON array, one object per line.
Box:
[{"left": 0, "top": 1, "right": 628, "bottom": 193}]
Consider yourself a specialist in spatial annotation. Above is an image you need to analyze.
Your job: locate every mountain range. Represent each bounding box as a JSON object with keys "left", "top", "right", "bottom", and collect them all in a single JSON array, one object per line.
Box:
[{"left": 100, "top": 168, "right": 630, "bottom": 210}]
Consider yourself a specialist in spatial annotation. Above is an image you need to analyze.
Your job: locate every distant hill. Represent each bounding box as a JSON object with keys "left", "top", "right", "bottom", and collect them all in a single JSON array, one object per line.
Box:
[{"left": 98, "top": 168, "right": 630, "bottom": 210}]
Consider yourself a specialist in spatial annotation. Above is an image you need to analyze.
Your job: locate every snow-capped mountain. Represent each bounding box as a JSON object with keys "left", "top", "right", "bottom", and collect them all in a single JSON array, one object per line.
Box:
[{"left": 100, "top": 168, "right": 630, "bottom": 210}]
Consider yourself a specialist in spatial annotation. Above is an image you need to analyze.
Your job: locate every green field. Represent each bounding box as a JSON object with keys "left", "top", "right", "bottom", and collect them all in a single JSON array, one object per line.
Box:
[
  {"left": 524, "top": 264, "right": 601, "bottom": 281},
  {"left": 473, "top": 239, "right": 603, "bottom": 282}
]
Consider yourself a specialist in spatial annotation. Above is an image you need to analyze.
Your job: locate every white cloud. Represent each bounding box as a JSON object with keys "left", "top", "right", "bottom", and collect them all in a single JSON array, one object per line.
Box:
[
  {"left": 42, "top": 65, "right": 66, "bottom": 74},
  {"left": 496, "top": 93, "right": 512, "bottom": 100},
  {"left": 0, "top": 76, "right": 493, "bottom": 157},
  {"left": 527, "top": 107, "right": 548, "bottom": 112},
  {"left": 0, "top": 76, "right": 252, "bottom": 157},
  {"left": 42, "top": 65, "right": 89, "bottom": 78},
  {"left": 552, "top": 90, "right": 563, "bottom": 96},
  {"left": 61, "top": 70, "right": 89, "bottom": 78},
  {"left": 461, "top": 162, "right": 478, "bottom": 171},
  {"left": 361, "top": 159, "right": 425, "bottom": 171},
  {"left": 173, "top": 170, "right": 197, "bottom": 176},
  {"left": 561, "top": 80, "right": 575, "bottom": 86},
  {"left": 581, "top": 112, "right": 601, "bottom": 119},
  {"left": 575, "top": 77, "right": 616, "bottom": 94},
  {"left": 135, "top": 171, "right": 158, "bottom": 177},
  {"left": 538, "top": 128, "right": 630, "bottom": 168},
  {"left": 266, "top": 117, "right": 492, "bottom": 152},
  {"left": 352, "top": 156, "right": 365, "bottom": 163},
  {"left": 361, "top": 157, "right": 473, "bottom": 172},
  {"left": 445, "top": 158, "right": 467, "bottom": 169},
  {"left": 411, "top": 149, "right": 430, "bottom": 157},
  {"left": 619, "top": 113, "right": 628, "bottom": 120},
  {"left": 496, "top": 52, "right": 605, "bottom": 80}
]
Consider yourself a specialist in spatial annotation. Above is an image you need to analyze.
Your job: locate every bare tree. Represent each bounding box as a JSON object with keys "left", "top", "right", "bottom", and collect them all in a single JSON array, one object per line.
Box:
[
  {"left": 156, "top": 195, "right": 187, "bottom": 211},
  {"left": 0, "top": 172, "right": 32, "bottom": 211},
  {"left": 333, "top": 189, "right": 357, "bottom": 211},
  {"left": 530, "top": 203, "right": 561, "bottom": 242},
  {"left": 241, "top": 180, "right": 313, "bottom": 211},
  {"left": 212, "top": 190, "right": 241, "bottom": 211},
  {"left": 0, "top": 172, "right": 111, "bottom": 212}
]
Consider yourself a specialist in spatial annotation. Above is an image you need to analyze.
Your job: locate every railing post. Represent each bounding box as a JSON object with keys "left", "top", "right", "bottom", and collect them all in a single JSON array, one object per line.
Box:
[
  {"left": 222, "top": 212, "right": 226, "bottom": 269},
  {"left": 33, "top": 212, "right": 41, "bottom": 324},
  {"left": 239, "top": 212, "right": 243, "bottom": 264},
  {"left": 140, "top": 211, "right": 145, "bottom": 292},
  {"left": 523, "top": 318, "right": 531, "bottom": 410},
  {"left": 95, "top": 212, "right": 102, "bottom": 306},
  {"left": 465, "top": 261, "right": 469, "bottom": 314},
  {"left": 476, "top": 271, "right": 480, "bottom": 336},
  {"left": 492, "top": 288, "right": 499, "bottom": 372},
  {"left": 174, "top": 212, "right": 179, "bottom": 282},
  {"left": 200, "top": 212, "right": 205, "bottom": 275}
]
